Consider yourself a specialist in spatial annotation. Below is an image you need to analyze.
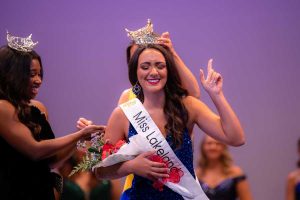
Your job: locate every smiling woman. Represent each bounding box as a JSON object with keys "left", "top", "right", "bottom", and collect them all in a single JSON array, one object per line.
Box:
[
  {"left": 196, "top": 136, "right": 252, "bottom": 200},
  {"left": 91, "top": 44, "right": 245, "bottom": 200},
  {"left": 0, "top": 32, "right": 103, "bottom": 200},
  {"left": 29, "top": 59, "right": 42, "bottom": 98},
  {"left": 136, "top": 48, "right": 168, "bottom": 94}
]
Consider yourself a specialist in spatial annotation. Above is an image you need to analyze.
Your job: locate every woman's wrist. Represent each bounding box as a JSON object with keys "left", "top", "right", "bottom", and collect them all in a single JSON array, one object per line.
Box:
[
  {"left": 72, "top": 129, "right": 85, "bottom": 144},
  {"left": 122, "top": 160, "right": 134, "bottom": 175},
  {"left": 169, "top": 48, "right": 177, "bottom": 57},
  {"left": 208, "top": 90, "right": 224, "bottom": 100}
]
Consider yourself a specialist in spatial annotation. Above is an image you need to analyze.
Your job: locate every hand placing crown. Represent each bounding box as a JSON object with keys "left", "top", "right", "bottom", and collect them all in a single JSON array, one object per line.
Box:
[
  {"left": 125, "top": 19, "right": 160, "bottom": 45},
  {"left": 6, "top": 31, "right": 38, "bottom": 52}
]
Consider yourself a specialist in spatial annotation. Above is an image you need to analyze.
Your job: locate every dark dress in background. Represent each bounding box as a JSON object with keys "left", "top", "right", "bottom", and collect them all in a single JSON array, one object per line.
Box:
[
  {"left": 199, "top": 175, "right": 247, "bottom": 200},
  {"left": 0, "top": 106, "right": 55, "bottom": 200}
]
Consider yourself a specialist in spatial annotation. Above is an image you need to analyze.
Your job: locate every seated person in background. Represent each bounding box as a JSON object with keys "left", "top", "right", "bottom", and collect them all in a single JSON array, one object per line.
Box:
[
  {"left": 196, "top": 135, "right": 252, "bottom": 200},
  {"left": 59, "top": 150, "right": 122, "bottom": 200}
]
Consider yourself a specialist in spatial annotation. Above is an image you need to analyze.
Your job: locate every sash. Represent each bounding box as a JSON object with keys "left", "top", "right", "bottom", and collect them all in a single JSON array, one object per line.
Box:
[
  {"left": 120, "top": 98, "right": 209, "bottom": 200},
  {"left": 122, "top": 88, "right": 136, "bottom": 192}
]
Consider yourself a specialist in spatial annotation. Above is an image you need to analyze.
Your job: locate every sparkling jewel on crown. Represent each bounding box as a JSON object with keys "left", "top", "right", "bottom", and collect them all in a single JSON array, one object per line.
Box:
[
  {"left": 7, "top": 31, "right": 38, "bottom": 52},
  {"left": 125, "top": 19, "right": 160, "bottom": 45}
]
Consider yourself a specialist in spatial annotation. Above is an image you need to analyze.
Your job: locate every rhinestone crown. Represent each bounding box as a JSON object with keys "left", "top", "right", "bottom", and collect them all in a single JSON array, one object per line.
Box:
[
  {"left": 125, "top": 19, "right": 159, "bottom": 45},
  {"left": 7, "top": 31, "right": 38, "bottom": 52}
]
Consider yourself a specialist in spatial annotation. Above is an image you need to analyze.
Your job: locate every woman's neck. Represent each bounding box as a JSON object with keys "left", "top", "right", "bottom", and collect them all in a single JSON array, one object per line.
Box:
[
  {"left": 143, "top": 90, "right": 165, "bottom": 109},
  {"left": 206, "top": 159, "right": 223, "bottom": 170}
]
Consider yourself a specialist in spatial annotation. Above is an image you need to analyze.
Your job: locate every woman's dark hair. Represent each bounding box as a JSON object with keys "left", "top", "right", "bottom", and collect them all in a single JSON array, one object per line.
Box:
[
  {"left": 126, "top": 41, "right": 135, "bottom": 64},
  {"left": 128, "top": 44, "right": 188, "bottom": 146},
  {"left": 0, "top": 46, "right": 43, "bottom": 138}
]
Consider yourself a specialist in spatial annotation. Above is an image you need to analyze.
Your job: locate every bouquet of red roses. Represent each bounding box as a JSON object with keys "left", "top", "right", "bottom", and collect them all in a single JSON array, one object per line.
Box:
[{"left": 69, "top": 132, "right": 125, "bottom": 177}]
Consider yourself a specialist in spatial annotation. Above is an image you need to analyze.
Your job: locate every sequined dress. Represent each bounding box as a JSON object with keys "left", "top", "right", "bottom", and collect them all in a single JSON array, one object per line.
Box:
[
  {"left": 199, "top": 175, "right": 247, "bottom": 200},
  {"left": 121, "top": 124, "right": 195, "bottom": 200},
  {"left": 0, "top": 106, "right": 55, "bottom": 200}
]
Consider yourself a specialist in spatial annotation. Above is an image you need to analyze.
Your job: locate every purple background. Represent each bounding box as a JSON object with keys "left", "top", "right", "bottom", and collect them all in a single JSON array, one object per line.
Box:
[{"left": 1, "top": 0, "right": 300, "bottom": 199}]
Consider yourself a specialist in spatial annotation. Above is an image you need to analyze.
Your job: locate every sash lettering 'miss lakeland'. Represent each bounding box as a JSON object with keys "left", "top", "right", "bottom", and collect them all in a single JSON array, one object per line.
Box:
[{"left": 133, "top": 111, "right": 175, "bottom": 169}]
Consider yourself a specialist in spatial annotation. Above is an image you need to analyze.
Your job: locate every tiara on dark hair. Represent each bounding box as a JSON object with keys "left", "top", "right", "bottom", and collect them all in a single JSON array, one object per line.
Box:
[{"left": 6, "top": 31, "right": 38, "bottom": 52}]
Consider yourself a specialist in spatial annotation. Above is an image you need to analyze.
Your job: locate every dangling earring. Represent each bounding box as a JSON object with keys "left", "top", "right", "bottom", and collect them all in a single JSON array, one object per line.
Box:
[{"left": 132, "top": 82, "right": 141, "bottom": 95}]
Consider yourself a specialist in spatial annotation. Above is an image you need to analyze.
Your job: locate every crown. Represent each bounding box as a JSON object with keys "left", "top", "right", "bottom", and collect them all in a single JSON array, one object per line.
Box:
[
  {"left": 6, "top": 31, "right": 38, "bottom": 52},
  {"left": 125, "top": 19, "right": 160, "bottom": 45}
]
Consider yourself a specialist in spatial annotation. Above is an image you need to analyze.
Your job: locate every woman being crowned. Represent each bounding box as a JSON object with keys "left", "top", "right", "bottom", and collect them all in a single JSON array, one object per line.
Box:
[{"left": 76, "top": 20, "right": 245, "bottom": 200}]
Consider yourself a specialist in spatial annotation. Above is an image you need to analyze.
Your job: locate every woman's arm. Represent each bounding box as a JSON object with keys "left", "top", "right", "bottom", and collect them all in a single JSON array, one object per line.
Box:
[
  {"left": 94, "top": 107, "right": 168, "bottom": 180},
  {"left": 30, "top": 100, "right": 76, "bottom": 168},
  {"left": 236, "top": 179, "right": 252, "bottom": 200},
  {"left": 94, "top": 151, "right": 168, "bottom": 181},
  {"left": 185, "top": 59, "right": 245, "bottom": 146},
  {"left": 232, "top": 166, "right": 253, "bottom": 200},
  {"left": 48, "top": 144, "right": 77, "bottom": 169},
  {"left": 110, "top": 179, "right": 122, "bottom": 200},
  {"left": 158, "top": 32, "right": 200, "bottom": 98},
  {"left": 31, "top": 100, "right": 106, "bottom": 168},
  {"left": 117, "top": 89, "right": 131, "bottom": 105},
  {"left": 0, "top": 100, "right": 103, "bottom": 161},
  {"left": 286, "top": 172, "right": 296, "bottom": 200}
]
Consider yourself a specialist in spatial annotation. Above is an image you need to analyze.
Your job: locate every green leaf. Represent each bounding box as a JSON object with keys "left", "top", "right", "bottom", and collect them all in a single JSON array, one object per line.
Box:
[{"left": 88, "top": 147, "right": 100, "bottom": 154}]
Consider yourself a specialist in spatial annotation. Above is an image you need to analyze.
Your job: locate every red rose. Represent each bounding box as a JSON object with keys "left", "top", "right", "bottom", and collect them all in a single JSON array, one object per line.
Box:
[
  {"left": 101, "top": 140, "right": 126, "bottom": 160},
  {"left": 101, "top": 143, "right": 114, "bottom": 159},
  {"left": 114, "top": 140, "right": 126, "bottom": 152},
  {"left": 168, "top": 167, "right": 184, "bottom": 183},
  {"left": 102, "top": 143, "right": 114, "bottom": 151},
  {"left": 148, "top": 154, "right": 184, "bottom": 191},
  {"left": 153, "top": 180, "right": 164, "bottom": 191}
]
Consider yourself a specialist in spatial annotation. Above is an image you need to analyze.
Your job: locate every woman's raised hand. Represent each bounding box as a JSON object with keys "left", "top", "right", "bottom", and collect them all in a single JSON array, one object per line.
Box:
[
  {"left": 200, "top": 59, "right": 223, "bottom": 95},
  {"left": 157, "top": 32, "right": 174, "bottom": 53}
]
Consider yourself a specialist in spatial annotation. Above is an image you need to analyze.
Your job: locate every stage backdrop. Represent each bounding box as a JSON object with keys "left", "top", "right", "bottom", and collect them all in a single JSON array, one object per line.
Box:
[{"left": 1, "top": 0, "right": 299, "bottom": 199}]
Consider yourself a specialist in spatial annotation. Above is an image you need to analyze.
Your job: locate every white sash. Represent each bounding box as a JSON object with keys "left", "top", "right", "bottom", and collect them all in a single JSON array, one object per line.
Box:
[{"left": 120, "top": 98, "right": 209, "bottom": 200}]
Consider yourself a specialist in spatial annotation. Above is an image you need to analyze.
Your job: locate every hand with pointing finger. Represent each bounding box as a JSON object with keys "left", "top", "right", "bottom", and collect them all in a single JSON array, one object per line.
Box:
[{"left": 200, "top": 59, "right": 223, "bottom": 95}]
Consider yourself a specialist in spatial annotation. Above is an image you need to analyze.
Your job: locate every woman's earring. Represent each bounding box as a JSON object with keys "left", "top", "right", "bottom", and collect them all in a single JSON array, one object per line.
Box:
[{"left": 132, "top": 82, "right": 141, "bottom": 95}]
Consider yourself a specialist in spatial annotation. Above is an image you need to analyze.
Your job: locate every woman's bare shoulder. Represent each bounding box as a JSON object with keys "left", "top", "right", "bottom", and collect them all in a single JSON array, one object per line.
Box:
[
  {"left": 287, "top": 169, "right": 300, "bottom": 182},
  {"left": 30, "top": 100, "right": 47, "bottom": 111},
  {"left": 0, "top": 100, "right": 18, "bottom": 134},
  {"left": 109, "top": 106, "right": 129, "bottom": 128},
  {"left": 118, "top": 88, "right": 131, "bottom": 105},
  {"left": 30, "top": 100, "right": 48, "bottom": 118},
  {"left": 0, "top": 100, "right": 16, "bottom": 115},
  {"left": 229, "top": 165, "right": 245, "bottom": 177}
]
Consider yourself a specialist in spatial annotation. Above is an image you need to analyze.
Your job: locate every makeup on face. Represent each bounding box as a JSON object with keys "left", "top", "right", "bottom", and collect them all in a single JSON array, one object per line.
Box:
[
  {"left": 28, "top": 59, "right": 42, "bottom": 99},
  {"left": 137, "top": 48, "right": 168, "bottom": 93}
]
